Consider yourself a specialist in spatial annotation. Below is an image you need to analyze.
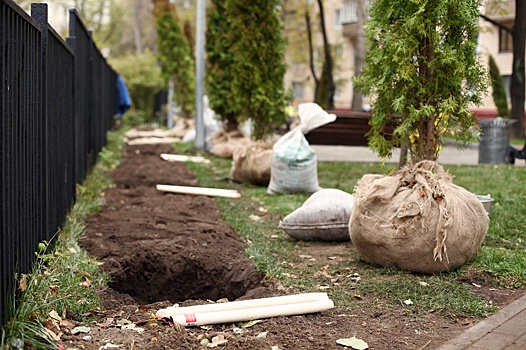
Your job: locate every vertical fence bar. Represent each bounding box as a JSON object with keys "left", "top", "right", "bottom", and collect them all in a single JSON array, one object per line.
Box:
[{"left": 31, "top": 2, "right": 50, "bottom": 243}]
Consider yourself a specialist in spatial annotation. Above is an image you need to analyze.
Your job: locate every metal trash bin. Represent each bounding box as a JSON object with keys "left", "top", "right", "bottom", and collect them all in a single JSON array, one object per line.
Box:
[{"left": 478, "top": 118, "right": 516, "bottom": 164}]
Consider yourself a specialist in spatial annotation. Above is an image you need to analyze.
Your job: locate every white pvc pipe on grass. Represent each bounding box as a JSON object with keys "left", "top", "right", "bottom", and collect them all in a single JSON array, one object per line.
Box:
[
  {"left": 160, "top": 299, "right": 334, "bottom": 327},
  {"left": 160, "top": 153, "right": 211, "bottom": 164},
  {"left": 156, "top": 292, "right": 331, "bottom": 318},
  {"left": 156, "top": 184, "right": 241, "bottom": 198}
]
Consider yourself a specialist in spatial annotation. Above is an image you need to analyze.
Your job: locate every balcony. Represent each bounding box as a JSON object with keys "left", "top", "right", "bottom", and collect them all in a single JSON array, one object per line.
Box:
[{"left": 342, "top": 21, "right": 359, "bottom": 39}]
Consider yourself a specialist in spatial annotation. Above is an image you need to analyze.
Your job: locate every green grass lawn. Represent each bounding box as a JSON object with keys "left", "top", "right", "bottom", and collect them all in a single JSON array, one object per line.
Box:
[{"left": 179, "top": 143, "right": 526, "bottom": 320}]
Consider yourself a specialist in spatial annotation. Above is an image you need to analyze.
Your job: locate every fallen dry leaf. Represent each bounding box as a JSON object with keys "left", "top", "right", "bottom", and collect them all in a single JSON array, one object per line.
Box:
[
  {"left": 314, "top": 270, "right": 333, "bottom": 279},
  {"left": 257, "top": 331, "right": 268, "bottom": 339},
  {"left": 241, "top": 319, "right": 262, "bottom": 328},
  {"left": 75, "top": 271, "right": 92, "bottom": 279},
  {"left": 41, "top": 328, "right": 60, "bottom": 342},
  {"left": 18, "top": 275, "right": 28, "bottom": 292},
  {"left": 71, "top": 326, "right": 91, "bottom": 334},
  {"left": 78, "top": 280, "right": 91, "bottom": 288},
  {"left": 336, "top": 336, "right": 369, "bottom": 349},
  {"left": 48, "top": 310, "right": 61, "bottom": 321},
  {"left": 44, "top": 318, "right": 60, "bottom": 333},
  {"left": 249, "top": 214, "right": 261, "bottom": 222},
  {"left": 207, "top": 335, "right": 228, "bottom": 348}
]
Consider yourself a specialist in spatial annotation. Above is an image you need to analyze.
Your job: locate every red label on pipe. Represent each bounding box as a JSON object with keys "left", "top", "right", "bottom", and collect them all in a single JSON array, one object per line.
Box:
[{"left": 185, "top": 314, "right": 197, "bottom": 326}]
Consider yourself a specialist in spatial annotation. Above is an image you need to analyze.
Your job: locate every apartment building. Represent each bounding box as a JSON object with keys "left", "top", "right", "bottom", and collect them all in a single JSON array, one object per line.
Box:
[{"left": 284, "top": 0, "right": 519, "bottom": 113}]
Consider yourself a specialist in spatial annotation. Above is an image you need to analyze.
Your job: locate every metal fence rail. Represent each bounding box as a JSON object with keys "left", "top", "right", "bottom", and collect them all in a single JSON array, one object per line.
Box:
[{"left": 1, "top": 0, "right": 118, "bottom": 327}]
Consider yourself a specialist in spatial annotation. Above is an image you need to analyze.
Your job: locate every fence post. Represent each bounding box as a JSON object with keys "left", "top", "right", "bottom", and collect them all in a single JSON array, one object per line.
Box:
[{"left": 31, "top": 3, "right": 51, "bottom": 241}]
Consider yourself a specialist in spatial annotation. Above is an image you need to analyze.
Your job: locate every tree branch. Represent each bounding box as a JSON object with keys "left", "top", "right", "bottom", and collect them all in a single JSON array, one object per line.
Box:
[{"left": 480, "top": 13, "right": 513, "bottom": 34}]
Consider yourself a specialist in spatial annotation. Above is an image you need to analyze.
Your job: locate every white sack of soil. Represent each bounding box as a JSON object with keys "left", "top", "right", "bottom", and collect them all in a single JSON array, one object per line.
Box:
[
  {"left": 230, "top": 140, "right": 274, "bottom": 186},
  {"left": 349, "top": 161, "right": 489, "bottom": 274},
  {"left": 267, "top": 103, "right": 336, "bottom": 194},
  {"left": 280, "top": 188, "right": 354, "bottom": 241}
]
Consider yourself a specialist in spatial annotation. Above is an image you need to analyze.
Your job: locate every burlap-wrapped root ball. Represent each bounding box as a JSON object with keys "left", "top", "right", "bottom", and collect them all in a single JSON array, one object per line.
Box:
[{"left": 349, "top": 161, "right": 489, "bottom": 274}]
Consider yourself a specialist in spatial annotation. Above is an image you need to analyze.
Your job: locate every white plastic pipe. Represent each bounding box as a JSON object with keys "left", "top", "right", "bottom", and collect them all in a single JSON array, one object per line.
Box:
[
  {"left": 166, "top": 299, "right": 334, "bottom": 327},
  {"left": 156, "top": 184, "right": 241, "bottom": 198},
  {"left": 160, "top": 153, "right": 211, "bottom": 164},
  {"left": 156, "top": 293, "right": 330, "bottom": 318}
]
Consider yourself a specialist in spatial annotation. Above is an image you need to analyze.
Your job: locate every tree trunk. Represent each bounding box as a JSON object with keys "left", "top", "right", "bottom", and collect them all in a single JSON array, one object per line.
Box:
[
  {"left": 316, "top": 0, "right": 334, "bottom": 110},
  {"left": 351, "top": 0, "right": 366, "bottom": 111},
  {"left": 511, "top": 0, "right": 526, "bottom": 138},
  {"left": 133, "top": 0, "right": 144, "bottom": 53},
  {"left": 305, "top": 9, "right": 319, "bottom": 100}
]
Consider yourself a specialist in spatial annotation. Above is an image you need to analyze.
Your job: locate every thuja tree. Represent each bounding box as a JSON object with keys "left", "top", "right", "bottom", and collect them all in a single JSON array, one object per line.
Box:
[
  {"left": 153, "top": 0, "right": 195, "bottom": 119},
  {"left": 205, "top": 0, "right": 240, "bottom": 131},
  {"left": 354, "top": 0, "right": 488, "bottom": 162},
  {"left": 225, "top": 0, "right": 288, "bottom": 140}
]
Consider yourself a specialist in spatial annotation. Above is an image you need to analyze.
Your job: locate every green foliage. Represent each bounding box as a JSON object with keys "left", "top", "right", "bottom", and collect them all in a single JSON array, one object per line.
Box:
[
  {"left": 153, "top": 0, "right": 195, "bottom": 119},
  {"left": 108, "top": 50, "right": 163, "bottom": 88},
  {"left": 219, "top": 0, "right": 288, "bottom": 140},
  {"left": 488, "top": 54, "right": 511, "bottom": 119},
  {"left": 205, "top": 0, "right": 240, "bottom": 130},
  {"left": 354, "top": 0, "right": 489, "bottom": 162}
]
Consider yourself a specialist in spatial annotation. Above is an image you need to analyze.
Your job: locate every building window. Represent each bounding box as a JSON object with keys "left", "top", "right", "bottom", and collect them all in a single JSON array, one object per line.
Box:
[
  {"left": 335, "top": 9, "right": 342, "bottom": 29},
  {"left": 292, "top": 82, "right": 305, "bottom": 100},
  {"left": 334, "top": 85, "right": 341, "bottom": 99},
  {"left": 499, "top": 27, "right": 513, "bottom": 53},
  {"left": 502, "top": 75, "right": 511, "bottom": 100},
  {"left": 334, "top": 44, "right": 343, "bottom": 58},
  {"left": 342, "top": 1, "right": 358, "bottom": 24}
]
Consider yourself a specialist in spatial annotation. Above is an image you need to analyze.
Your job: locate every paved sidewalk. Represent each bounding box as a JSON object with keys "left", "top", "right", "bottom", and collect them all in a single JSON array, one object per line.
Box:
[
  {"left": 312, "top": 144, "right": 525, "bottom": 166},
  {"left": 437, "top": 293, "right": 526, "bottom": 350},
  {"left": 313, "top": 143, "right": 526, "bottom": 349}
]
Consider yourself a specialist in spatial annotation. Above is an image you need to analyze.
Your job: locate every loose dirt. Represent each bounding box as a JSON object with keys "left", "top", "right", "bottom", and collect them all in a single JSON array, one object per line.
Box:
[{"left": 59, "top": 142, "right": 525, "bottom": 350}]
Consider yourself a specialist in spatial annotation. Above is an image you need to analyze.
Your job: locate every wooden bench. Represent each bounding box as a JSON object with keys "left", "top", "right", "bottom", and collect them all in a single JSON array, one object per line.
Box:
[{"left": 305, "top": 110, "right": 395, "bottom": 147}]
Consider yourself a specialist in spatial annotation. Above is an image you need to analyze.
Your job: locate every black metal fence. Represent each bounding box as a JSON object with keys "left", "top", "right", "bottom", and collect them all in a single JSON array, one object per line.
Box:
[{"left": 1, "top": 0, "right": 118, "bottom": 326}]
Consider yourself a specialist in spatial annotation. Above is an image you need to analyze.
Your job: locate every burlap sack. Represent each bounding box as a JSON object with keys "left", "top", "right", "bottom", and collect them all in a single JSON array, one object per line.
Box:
[
  {"left": 166, "top": 118, "right": 195, "bottom": 138},
  {"left": 208, "top": 130, "right": 250, "bottom": 159},
  {"left": 279, "top": 189, "right": 355, "bottom": 241},
  {"left": 349, "top": 161, "right": 489, "bottom": 274},
  {"left": 230, "top": 141, "right": 274, "bottom": 186}
]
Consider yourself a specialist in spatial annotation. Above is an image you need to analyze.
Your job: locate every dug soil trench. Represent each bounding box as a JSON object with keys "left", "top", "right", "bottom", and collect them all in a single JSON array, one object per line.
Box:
[{"left": 59, "top": 142, "right": 524, "bottom": 350}]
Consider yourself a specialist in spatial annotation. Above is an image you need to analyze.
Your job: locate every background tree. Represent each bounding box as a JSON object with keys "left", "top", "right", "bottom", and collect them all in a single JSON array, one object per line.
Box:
[
  {"left": 205, "top": 0, "right": 240, "bottom": 131},
  {"left": 510, "top": 1, "right": 525, "bottom": 137},
  {"left": 488, "top": 54, "right": 511, "bottom": 119},
  {"left": 152, "top": 0, "right": 195, "bottom": 119},
  {"left": 314, "top": 0, "right": 335, "bottom": 110},
  {"left": 354, "top": 0, "right": 488, "bottom": 162},
  {"left": 351, "top": 0, "right": 367, "bottom": 111},
  {"left": 481, "top": 0, "right": 526, "bottom": 138},
  {"left": 304, "top": 6, "right": 320, "bottom": 101},
  {"left": 224, "top": 0, "right": 288, "bottom": 140}
]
